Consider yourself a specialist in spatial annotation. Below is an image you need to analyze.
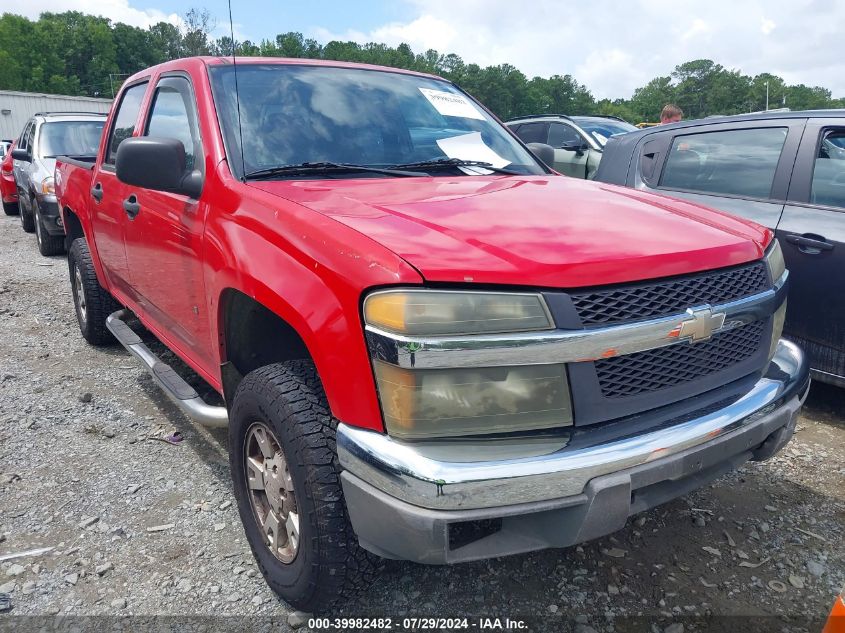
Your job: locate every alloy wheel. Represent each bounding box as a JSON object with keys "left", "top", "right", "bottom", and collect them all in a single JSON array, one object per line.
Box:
[
  {"left": 74, "top": 264, "right": 87, "bottom": 325},
  {"left": 244, "top": 422, "right": 300, "bottom": 563}
]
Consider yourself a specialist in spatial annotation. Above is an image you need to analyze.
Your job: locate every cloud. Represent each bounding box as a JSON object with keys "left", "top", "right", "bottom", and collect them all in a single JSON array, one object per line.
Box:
[
  {"left": 680, "top": 18, "right": 711, "bottom": 42},
  {"left": 0, "top": 0, "right": 180, "bottom": 29},
  {"left": 760, "top": 17, "right": 776, "bottom": 35},
  {"left": 309, "top": 0, "right": 845, "bottom": 99}
]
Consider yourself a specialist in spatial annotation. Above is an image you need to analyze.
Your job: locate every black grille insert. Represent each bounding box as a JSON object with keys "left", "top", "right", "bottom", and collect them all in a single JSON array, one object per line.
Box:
[
  {"left": 571, "top": 262, "right": 769, "bottom": 326},
  {"left": 594, "top": 320, "right": 766, "bottom": 398}
]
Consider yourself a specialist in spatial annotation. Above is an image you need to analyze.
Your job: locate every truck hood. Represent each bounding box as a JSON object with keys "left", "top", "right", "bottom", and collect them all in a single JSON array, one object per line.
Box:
[{"left": 249, "top": 175, "right": 771, "bottom": 288}]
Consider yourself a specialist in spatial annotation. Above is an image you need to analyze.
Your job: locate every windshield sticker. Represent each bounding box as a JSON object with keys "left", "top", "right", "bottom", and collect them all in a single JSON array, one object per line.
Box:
[
  {"left": 419, "top": 88, "right": 485, "bottom": 120},
  {"left": 436, "top": 132, "right": 509, "bottom": 169}
]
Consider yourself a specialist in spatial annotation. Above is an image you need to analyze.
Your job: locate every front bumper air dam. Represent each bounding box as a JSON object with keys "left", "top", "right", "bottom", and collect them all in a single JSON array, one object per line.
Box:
[
  {"left": 36, "top": 198, "right": 62, "bottom": 235},
  {"left": 337, "top": 339, "right": 809, "bottom": 564}
]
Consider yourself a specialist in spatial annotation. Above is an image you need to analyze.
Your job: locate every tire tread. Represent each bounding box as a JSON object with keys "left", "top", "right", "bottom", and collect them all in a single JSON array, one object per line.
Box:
[
  {"left": 68, "top": 238, "right": 118, "bottom": 346},
  {"left": 231, "top": 360, "right": 382, "bottom": 612}
]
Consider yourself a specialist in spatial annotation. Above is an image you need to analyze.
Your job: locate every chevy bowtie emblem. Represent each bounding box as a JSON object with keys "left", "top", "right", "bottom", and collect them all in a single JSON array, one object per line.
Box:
[{"left": 671, "top": 305, "right": 727, "bottom": 343}]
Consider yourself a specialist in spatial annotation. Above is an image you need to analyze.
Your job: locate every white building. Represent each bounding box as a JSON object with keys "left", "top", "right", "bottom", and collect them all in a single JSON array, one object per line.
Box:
[{"left": 0, "top": 90, "right": 112, "bottom": 140}]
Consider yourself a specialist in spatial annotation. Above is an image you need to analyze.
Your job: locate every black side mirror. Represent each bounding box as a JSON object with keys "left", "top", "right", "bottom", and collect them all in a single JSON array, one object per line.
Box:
[
  {"left": 11, "top": 148, "right": 29, "bottom": 161},
  {"left": 116, "top": 137, "right": 203, "bottom": 199},
  {"left": 526, "top": 142, "right": 555, "bottom": 167},
  {"left": 559, "top": 140, "right": 587, "bottom": 152}
]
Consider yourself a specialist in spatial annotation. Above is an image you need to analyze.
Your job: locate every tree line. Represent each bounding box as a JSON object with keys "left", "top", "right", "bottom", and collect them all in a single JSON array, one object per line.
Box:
[{"left": 0, "top": 10, "right": 841, "bottom": 123}]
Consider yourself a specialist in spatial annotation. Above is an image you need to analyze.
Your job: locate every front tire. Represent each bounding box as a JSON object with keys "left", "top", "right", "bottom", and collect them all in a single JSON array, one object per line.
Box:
[
  {"left": 34, "top": 204, "right": 64, "bottom": 256},
  {"left": 2, "top": 200, "right": 18, "bottom": 216},
  {"left": 19, "top": 192, "right": 34, "bottom": 233},
  {"left": 68, "top": 238, "right": 118, "bottom": 346},
  {"left": 229, "top": 361, "right": 382, "bottom": 612}
]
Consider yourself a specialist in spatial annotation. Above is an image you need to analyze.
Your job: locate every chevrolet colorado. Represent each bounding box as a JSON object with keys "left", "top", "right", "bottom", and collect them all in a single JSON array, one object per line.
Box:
[{"left": 55, "top": 56, "right": 809, "bottom": 612}]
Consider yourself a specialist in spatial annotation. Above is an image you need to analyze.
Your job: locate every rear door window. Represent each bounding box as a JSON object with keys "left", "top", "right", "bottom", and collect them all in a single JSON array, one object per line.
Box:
[
  {"left": 106, "top": 82, "right": 148, "bottom": 165},
  {"left": 811, "top": 129, "right": 845, "bottom": 209},
  {"left": 660, "top": 127, "right": 788, "bottom": 199}
]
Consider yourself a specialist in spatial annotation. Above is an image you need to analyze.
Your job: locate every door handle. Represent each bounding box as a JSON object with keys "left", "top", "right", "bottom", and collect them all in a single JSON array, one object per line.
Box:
[
  {"left": 785, "top": 234, "right": 833, "bottom": 254},
  {"left": 91, "top": 183, "right": 103, "bottom": 202},
  {"left": 123, "top": 195, "right": 140, "bottom": 219}
]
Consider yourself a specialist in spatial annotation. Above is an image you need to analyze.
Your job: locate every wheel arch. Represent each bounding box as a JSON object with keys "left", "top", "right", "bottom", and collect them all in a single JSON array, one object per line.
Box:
[
  {"left": 63, "top": 205, "right": 85, "bottom": 249},
  {"left": 218, "top": 288, "right": 313, "bottom": 405}
]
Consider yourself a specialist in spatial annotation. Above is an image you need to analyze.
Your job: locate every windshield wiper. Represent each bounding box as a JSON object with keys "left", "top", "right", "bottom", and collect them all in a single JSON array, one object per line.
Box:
[
  {"left": 388, "top": 157, "right": 522, "bottom": 175},
  {"left": 243, "top": 161, "right": 423, "bottom": 180}
]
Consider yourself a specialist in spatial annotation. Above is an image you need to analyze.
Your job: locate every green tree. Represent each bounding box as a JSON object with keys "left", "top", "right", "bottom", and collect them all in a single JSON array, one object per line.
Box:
[
  {"left": 148, "top": 22, "right": 183, "bottom": 61},
  {"left": 181, "top": 8, "right": 214, "bottom": 56},
  {"left": 672, "top": 59, "right": 724, "bottom": 118},
  {"left": 785, "top": 84, "right": 834, "bottom": 110},
  {"left": 629, "top": 76, "right": 675, "bottom": 122},
  {"left": 750, "top": 73, "right": 786, "bottom": 112}
]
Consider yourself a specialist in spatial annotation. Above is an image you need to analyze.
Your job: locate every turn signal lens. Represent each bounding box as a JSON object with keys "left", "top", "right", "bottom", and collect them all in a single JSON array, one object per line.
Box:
[
  {"left": 768, "top": 300, "right": 787, "bottom": 363},
  {"left": 41, "top": 176, "right": 55, "bottom": 196},
  {"left": 764, "top": 239, "right": 785, "bottom": 282},
  {"left": 364, "top": 290, "right": 553, "bottom": 336}
]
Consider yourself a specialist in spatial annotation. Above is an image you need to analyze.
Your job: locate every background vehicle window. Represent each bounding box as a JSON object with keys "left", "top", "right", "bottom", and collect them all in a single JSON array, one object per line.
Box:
[
  {"left": 512, "top": 122, "right": 549, "bottom": 144},
  {"left": 18, "top": 121, "right": 32, "bottom": 151},
  {"left": 106, "top": 82, "right": 148, "bottom": 165},
  {"left": 38, "top": 121, "right": 105, "bottom": 158},
  {"left": 572, "top": 117, "right": 637, "bottom": 146},
  {"left": 811, "top": 130, "right": 845, "bottom": 209},
  {"left": 660, "top": 127, "right": 788, "bottom": 199},
  {"left": 24, "top": 124, "right": 35, "bottom": 154},
  {"left": 145, "top": 79, "right": 200, "bottom": 172},
  {"left": 548, "top": 123, "right": 582, "bottom": 148}
]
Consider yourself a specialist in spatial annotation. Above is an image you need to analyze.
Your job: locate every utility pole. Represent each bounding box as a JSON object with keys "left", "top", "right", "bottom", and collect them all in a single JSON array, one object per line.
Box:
[{"left": 765, "top": 80, "right": 769, "bottom": 111}]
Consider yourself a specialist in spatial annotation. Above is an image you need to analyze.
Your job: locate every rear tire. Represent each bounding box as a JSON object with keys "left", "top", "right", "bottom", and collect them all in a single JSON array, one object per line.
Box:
[
  {"left": 2, "top": 201, "right": 17, "bottom": 216},
  {"left": 229, "top": 360, "right": 382, "bottom": 612},
  {"left": 68, "top": 238, "right": 118, "bottom": 346},
  {"left": 19, "top": 193, "right": 34, "bottom": 233},
  {"left": 34, "top": 204, "right": 64, "bottom": 256}
]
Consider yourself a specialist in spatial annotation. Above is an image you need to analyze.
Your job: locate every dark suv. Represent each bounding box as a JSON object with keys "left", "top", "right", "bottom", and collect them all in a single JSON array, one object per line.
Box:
[{"left": 594, "top": 110, "right": 845, "bottom": 387}]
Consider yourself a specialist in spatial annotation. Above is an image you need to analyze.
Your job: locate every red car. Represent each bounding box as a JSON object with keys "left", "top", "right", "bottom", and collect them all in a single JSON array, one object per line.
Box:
[
  {"left": 56, "top": 56, "right": 809, "bottom": 612},
  {"left": 1, "top": 140, "right": 18, "bottom": 215}
]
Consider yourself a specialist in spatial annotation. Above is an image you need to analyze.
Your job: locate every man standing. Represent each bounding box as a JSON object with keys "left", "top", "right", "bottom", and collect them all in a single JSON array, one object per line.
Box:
[{"left": 660, "top": 104, "right": 683, "bottom": 124}]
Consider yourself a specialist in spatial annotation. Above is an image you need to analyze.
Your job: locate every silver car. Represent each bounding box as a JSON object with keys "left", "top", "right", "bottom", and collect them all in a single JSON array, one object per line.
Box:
[
  {"left": 12, "top": 112, "right": 105, "bottom": 255},
  {"left": 506, "top": 114, "right": 637, "bottom": 179}
]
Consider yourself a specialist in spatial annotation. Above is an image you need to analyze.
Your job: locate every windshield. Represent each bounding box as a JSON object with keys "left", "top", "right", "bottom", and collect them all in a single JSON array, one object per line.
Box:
[
  {"left": 208, "top": 64, "right": 545, "bottom": 178},
  {"left": 571, "top": 117, "right": 636, "bottom": 147},
  {"left": 38, "top": 120, "right": 104, "bottom": 158}
]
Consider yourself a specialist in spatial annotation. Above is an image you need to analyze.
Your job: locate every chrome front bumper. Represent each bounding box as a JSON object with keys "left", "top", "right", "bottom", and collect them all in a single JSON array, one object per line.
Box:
[{"left": 338, "top": 339, "right": 809, "bottom": 563}]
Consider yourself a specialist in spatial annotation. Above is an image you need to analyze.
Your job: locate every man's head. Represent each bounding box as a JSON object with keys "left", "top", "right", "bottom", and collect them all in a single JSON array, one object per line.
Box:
[{"left": 660, "top": 104, "right": 683, "bottom": 124}]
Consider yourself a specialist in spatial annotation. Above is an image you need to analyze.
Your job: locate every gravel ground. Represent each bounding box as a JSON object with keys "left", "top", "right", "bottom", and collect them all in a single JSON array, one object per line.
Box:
[{"left": 0, "top": 213, "right": 843, "bottom": 633}]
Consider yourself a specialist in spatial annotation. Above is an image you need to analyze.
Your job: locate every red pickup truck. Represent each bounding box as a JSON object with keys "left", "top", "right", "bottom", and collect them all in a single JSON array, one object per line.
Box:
[{"left": 55, "top": 56, "right": 809, "bottom": 612}]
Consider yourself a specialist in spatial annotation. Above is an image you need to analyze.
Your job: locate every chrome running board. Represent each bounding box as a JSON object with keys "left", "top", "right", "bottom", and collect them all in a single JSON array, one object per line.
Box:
[{"left": 106, "top": 309, "right": 228, "bottom": 428}]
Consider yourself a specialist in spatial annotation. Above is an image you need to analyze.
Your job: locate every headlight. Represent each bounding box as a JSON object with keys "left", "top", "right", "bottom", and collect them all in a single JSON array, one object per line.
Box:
[
  {"left": 373, "top": 361, "right": 572, "bottom": 440},
  {"left": 40, "top": 176, "right": 55, "bottom": 196},
  {"left": 364, "top": 290, "right": 553, "bottom": 336},
  {"left": 764, "top": 238, "right": 785, "bottom": 282},
  {"left": 364, "top": 289, "right": 572, "bottom": 439}
]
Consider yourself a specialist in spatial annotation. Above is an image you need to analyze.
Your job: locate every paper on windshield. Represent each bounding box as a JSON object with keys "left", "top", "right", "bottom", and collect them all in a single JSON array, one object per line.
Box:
[
  {"left": 436, "top": 132, "right": 509, "bottom": 169},
  {"left": 419, "top": 88, "right": 485, "bottom": 120}
]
